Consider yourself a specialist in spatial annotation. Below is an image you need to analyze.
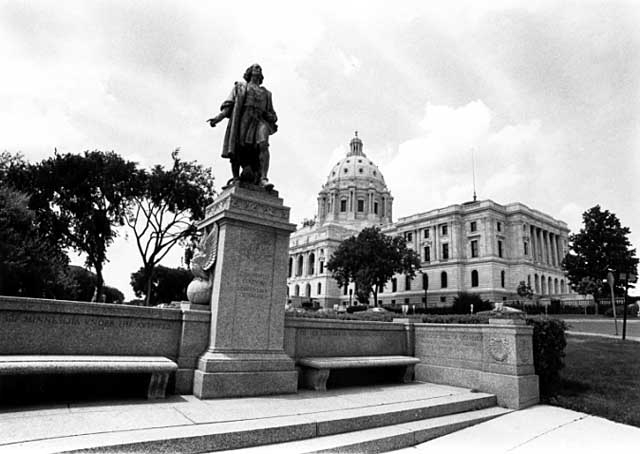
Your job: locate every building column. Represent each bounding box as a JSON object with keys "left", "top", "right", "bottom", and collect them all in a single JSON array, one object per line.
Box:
[{"left": 549, "top": 233, "right": 557, "bottom": 267}]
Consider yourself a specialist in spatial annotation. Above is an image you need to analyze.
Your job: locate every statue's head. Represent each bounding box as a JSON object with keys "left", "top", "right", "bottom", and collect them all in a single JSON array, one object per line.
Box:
[{"left": 243, "top": 64, "right": 264, "bottom": 84}]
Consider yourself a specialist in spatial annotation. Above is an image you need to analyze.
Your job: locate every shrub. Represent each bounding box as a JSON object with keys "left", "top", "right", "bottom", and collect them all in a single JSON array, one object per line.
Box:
[
  {"left": 419, "top": 314, "right": 493, "bottom": 324},
  {"left": 346, "top": 305, "right": 368, "bottom": 313},
  {"left": 526, "top": 317, "right": 567, "bottom": 398},
  {"left": 604, "top": 304, "right": 639, "bottom": 318},
  {"left": 452, "top": 292, "right": 492, "bottom": 314}
]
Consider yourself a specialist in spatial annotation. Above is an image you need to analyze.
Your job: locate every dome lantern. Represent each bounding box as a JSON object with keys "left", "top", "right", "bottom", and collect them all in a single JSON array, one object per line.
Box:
[{"left": 348, "top": 131, "right": 365, "bottom": 157}]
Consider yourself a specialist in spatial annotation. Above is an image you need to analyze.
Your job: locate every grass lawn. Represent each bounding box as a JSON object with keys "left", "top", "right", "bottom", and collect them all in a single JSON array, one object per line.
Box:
[
  {"left": 563, "top": 319, "right": 640, "bottom": 338},
  {"left": 549, "top": 335, "right": 640, "bottom": 427}
]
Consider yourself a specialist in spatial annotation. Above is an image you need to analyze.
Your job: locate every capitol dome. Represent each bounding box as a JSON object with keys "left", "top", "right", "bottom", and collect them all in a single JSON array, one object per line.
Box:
[
  {"left": 316, "top": 133, "right": 393, "bottom": 228},
  {"left": 325, "top": 133, "right": 387, "bottom": 187}
]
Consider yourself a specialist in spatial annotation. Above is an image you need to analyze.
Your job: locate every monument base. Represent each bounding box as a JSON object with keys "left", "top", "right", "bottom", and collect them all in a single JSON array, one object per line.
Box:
[
  {"left": 193, "top": 350, "right": 297, "bottom": 397},
  {"left": 193, "top": 369, "right": 298, "bottom": 398}
]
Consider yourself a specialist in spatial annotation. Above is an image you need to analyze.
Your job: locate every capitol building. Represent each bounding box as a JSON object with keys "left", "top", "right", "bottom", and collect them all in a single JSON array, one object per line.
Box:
[{"left": 287, "top": 134, "right": 573, "bottom": 309}]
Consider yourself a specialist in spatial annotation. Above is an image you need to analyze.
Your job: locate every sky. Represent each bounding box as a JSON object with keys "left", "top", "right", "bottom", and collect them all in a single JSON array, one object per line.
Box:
[{"left": 1, "top": 0, "right": 639, "bottom": 299}]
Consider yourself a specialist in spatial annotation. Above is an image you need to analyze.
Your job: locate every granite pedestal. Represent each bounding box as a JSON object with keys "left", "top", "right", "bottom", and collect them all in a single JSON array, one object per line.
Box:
[{"left": 193, "top": 185, "right": 298, "bottom": 398}]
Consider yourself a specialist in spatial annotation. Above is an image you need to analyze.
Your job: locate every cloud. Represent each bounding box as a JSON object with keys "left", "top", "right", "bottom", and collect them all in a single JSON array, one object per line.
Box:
[{"left": 384, "top": 100, "right": 570, "bottom": 220}]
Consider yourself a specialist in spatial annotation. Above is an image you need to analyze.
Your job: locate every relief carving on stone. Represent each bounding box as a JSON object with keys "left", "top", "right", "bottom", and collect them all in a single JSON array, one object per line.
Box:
[
  {"left": 230, "top": 197, "right": 288, "bottom": 219},
  {"left": 488, "top": 336, "right": 512, "bottom": 362},
  {"left": 186, "top": 223, "right": 219, "bottom": 305}
]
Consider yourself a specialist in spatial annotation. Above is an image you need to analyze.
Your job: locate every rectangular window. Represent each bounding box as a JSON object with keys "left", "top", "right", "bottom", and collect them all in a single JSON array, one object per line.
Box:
[
  {"left": 343, "top": 285, "right": 348, "bottom": 295},
  {"left": 471, "top": 240, "right": 478, "bottom": 258},
  {"left": 391, "top": 278, "right": 397, "bottom": 292},
  {"left": 498, "top": 240, "right": 503, "bottom": 258},
  {"left": 357, "top": 199, "right": 364, "bottom": 212},
  {"left": 424, "top": 229, "right": 430, "bottom": 239},
  {"left": 470, "top": 221, "right": 477, "bottom": 232},
  {"left": 440, "top": 296, "right": 446, "bottom": 303},
  {"left": 340, "top": 199, "right": 347, "bottom": 212},
  {"left": 424, "top": 246, "right": 430, "bottom": 262},
  {"left": 523, "top": 241, "right": 528, "bottom": 256},
  {"left": 405, "top": 275, "right": 411, "bottom": 291},
  {"left": 406, "top": 232, "right": 413, "bottom": 242},
  {"left": 404, "top": 298, "right": 410, "bottom": 305},
  {"left": 497, "top": 221, "right": 502, "bottom": 232},
  {"left": 442, "top": 243, "right": 449, "bottom": 260},
  {"left": 441, "top": 224, "right": 448, "bottom": 236},
  {"left": 317, "top": 283, "right": 322, "bottom": 295},
  {"left": 319, "top": 261, "right": 324, "bottom": 274},
  {"left": 374, "top": 202, "right": 378, "bottom": 214}
]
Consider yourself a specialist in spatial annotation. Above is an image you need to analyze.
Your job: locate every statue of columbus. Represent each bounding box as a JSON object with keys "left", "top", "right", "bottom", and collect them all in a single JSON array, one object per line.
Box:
[{"left": 207, "top": 64, "right": 277, "bottom": 190}]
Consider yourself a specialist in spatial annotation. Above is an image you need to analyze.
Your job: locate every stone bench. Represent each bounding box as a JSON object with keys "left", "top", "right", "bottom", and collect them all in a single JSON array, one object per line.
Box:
[
  {"left": 0, "top": 355, "right": 178, "bottom": 399},
  {"left": 297, "top": 356, "right": 420, "bottom": 391}
]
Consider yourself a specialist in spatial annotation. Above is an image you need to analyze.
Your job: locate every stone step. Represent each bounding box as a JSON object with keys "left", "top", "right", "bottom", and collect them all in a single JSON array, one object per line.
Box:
[
  {"left": 224, "top": 406, "right": 512, "bottom": 453},
  {"left": 8, "top": 392, "right": 500, "bottom": 453}
]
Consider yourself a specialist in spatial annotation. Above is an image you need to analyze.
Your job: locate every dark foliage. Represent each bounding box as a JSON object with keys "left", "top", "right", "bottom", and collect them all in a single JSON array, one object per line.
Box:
[
  {"left": 327, "top": 227, "right": 421, "bottom": 306},
  {"left": 451, "top": 292, "right": 493, "bottom": 314},
  {"left": 526, "top": 317, "right": 567, "bottom": 397},
  {"left": 4, "top": 150, "right": 142, "bottom": 300},
  {"left": 0, "top": 186, "right": 70, "bottom": 297},
  {"left": 130, "top": 265, "right": 192, "bottom": 306},
  {"left": 563, "top": 205, "right": 638, "bottom": 299}
]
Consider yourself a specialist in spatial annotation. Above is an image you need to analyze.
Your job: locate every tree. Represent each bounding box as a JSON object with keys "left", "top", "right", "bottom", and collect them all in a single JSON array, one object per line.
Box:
[
  {"left": 20, "top": 151, "right": 141, "bottom": 300},
  {"left": 562, "top": 205, "right": 638, "bottom": 299},
  {"left": 130, "top": 265, "right": 192, "bottom": 306},
  {"left": 327, "top": 227, "right": 421, "bottom": 306},
  {"left": 53, "top": 265, "right": 124, "bottom": 304},
  {"left": 0, "top": 186, "right": 69, "bottom": 297},
  {"left": 517, "top": 281, "right": 534, "bottom": 299},
  {"left": 125, "top": 150, "right": 215, "bottom": 306},
  {"left": 452, "top": 292, "right": 492, "bottom": 314}
]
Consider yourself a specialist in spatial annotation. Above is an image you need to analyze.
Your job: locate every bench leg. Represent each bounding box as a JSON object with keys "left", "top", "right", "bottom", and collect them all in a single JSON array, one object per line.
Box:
[
  {"left": 401, "top": 365, "right": 415, "bottom": 383},
  {"left": 147, "top": 372, "right": 170, "bottom": 399},
  {"left": 303, "top": 368, "right": 330, "bottom": 391}
]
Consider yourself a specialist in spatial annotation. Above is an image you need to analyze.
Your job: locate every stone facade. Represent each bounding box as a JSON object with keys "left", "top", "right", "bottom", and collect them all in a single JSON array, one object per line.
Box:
[{"left": 287, "top": 134, "right": 573, "bottom": 309}]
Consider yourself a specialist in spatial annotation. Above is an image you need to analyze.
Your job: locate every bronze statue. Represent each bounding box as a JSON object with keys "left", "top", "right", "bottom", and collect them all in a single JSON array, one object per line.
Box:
[{"left": 208, "top": 64, "right": 278, "bottom": 190}]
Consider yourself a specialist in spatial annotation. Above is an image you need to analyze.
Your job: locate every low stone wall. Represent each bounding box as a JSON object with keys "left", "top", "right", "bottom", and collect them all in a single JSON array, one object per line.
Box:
[
  {"left": 284, "top": 317, "right": 411, "bottom": 359},
  {"left": 0, "top": 296, "right": 210, "bottom": 394},
  {"left": 413, "top": 319, "right": 539, "bottom": 409}
]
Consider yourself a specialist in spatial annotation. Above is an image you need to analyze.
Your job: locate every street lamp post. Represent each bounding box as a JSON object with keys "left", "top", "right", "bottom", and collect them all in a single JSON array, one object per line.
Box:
[{"left": 422, "top": 271, "right": 428, "bottom": 310}]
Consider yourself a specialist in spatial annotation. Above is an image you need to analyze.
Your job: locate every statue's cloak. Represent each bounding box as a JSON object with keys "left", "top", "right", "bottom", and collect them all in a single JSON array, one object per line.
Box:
[{"left": 219, "top": 81, "right": 276, "bottom": 161}]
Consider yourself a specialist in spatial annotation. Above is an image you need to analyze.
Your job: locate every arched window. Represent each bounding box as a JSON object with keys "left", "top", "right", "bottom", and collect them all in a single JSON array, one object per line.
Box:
[
  {"left": 317, "top": 282, "right": 322, "bottom": 295},
  {"left": 548, "top": 277, "right": 552, "bottom": 295},
  {"left": 294, "top": 285, "right": 300, "bottom": 296},
  {"left": 560, "top": 279, "right": 566, "bottom": 293},
  {"left": 422, "top": 273, "right": 429, "bottom": 290},
  {"left": 554, "top": 278, "right": 559, "bottom": 294},
  {"left": 441, "top": 271, "right": 448, "bottom": 288},
  {"left": 297, "top": 256, "right": 303, "bottom": 276},
  {"left": 305, "top": 283, "right": 311, "bottom": 297},
  {"left": 308, "top": 253, "right": 315, "bottom": 275},
  {"left": 288, "top": 257, "right": 293, "bottom": 278},
  {"left": 471, "top": 270, "right": 479, "bottom": 287},
  {"left": 535, "top": 274, "right": 540, "bottom": 293},
  {"left": 541, "top": 275, "right": 546, "bottom": 294},
  {"left": 501, "top": 270, "right": 506, "bottom": 288}
]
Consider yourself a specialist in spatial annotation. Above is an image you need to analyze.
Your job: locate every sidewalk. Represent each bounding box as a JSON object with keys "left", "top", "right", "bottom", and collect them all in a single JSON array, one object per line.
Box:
[
  {"left": 0, "top": 382, "right": 638, "bottom": 453},
  {"left": 392, "top": 405, "right": 640, "bottom": 453}
]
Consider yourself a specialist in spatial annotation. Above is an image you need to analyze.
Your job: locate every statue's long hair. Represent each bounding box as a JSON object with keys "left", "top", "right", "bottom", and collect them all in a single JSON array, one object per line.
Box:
[{"left": 243, "top": 64, "right": 264, "bottom": 84}]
